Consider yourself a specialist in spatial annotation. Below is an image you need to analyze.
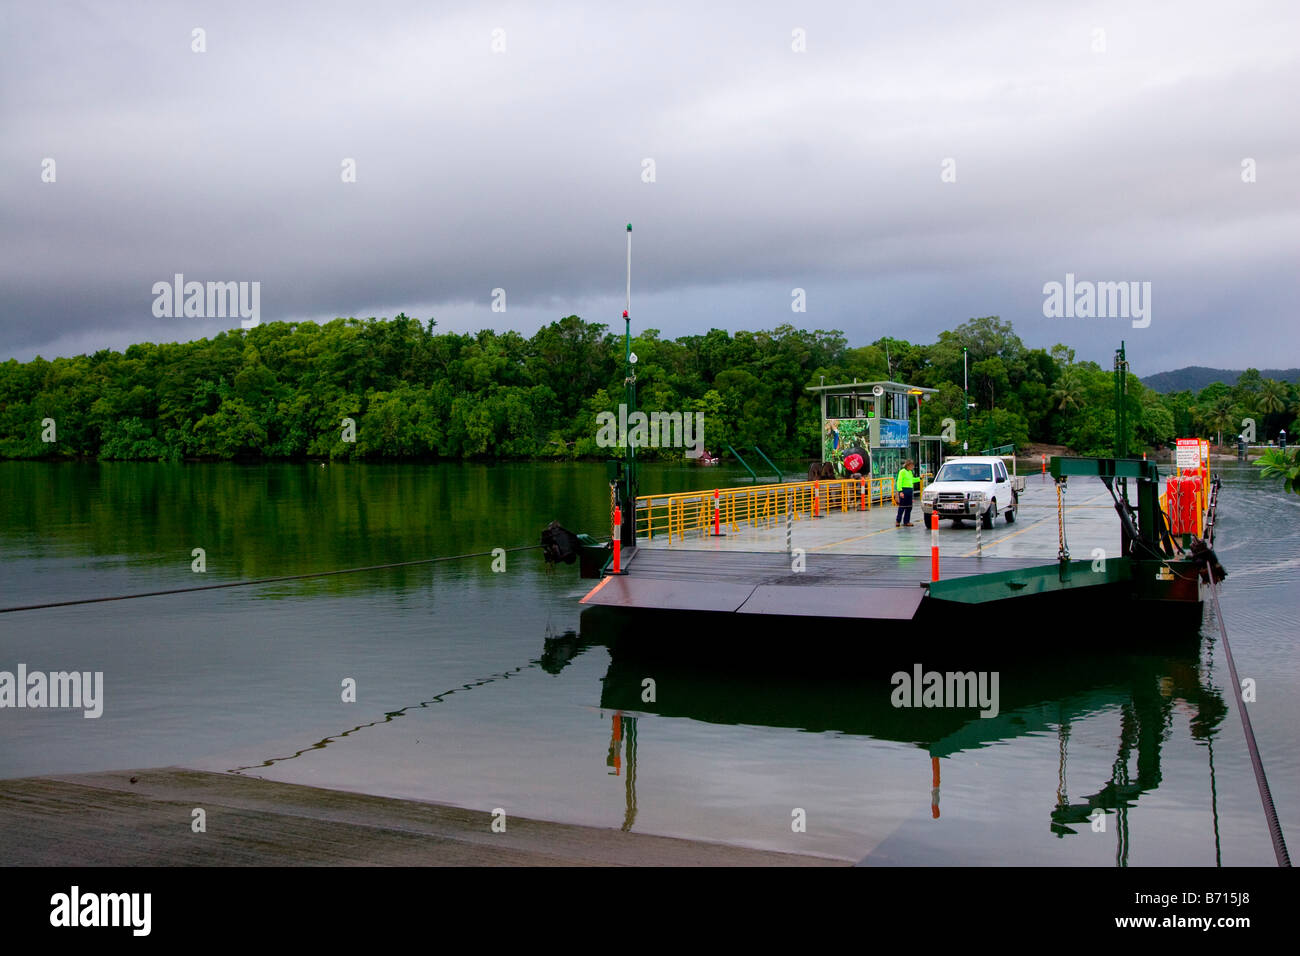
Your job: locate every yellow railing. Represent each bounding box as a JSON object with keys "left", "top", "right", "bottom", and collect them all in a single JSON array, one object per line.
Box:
[{"left": 635, "top": 474, "right": 927, "bottom": 542}]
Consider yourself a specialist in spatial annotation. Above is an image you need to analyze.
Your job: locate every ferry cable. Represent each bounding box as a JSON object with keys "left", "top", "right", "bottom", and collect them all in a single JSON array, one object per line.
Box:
[
  {"left": 1206, "top": 566, "right": 1290, "bottom": 866},
  {"left": 0, "top": 544, "right": 543, "bottom": 615}
]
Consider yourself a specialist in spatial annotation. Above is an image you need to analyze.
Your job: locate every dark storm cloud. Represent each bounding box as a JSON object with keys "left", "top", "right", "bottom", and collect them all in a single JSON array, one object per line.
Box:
[{"left": 2, "top": 0, "right": 1298, "bottom": 374}]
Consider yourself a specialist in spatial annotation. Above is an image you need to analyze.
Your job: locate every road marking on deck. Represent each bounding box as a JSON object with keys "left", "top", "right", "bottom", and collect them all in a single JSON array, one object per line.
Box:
[
  {"left": 579, "top": 576, "right": 613, "bottom": 604},
  {"left": 809, "top": 525, "right": 902, "bottom": 551},
  {"left": 959, "top": 491, "right": 1110, "bottom": 557}
]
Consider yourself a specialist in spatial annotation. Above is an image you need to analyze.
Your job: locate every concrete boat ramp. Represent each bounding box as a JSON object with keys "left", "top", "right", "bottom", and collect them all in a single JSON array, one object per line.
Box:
[{"left": 0, "top": 768, "right": 841, "bottom": 867}]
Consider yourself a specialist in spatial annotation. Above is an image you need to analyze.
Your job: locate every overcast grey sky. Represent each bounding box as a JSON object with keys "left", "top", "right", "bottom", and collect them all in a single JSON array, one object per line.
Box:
[{"left": 2, "top": 0, "right": 1297, "bottom": 374}]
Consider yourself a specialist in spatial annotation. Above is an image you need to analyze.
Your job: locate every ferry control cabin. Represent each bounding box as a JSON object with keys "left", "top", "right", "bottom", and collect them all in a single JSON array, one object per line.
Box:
[{"left": 806, "top": 379, "right": 944, "bottom": 479}]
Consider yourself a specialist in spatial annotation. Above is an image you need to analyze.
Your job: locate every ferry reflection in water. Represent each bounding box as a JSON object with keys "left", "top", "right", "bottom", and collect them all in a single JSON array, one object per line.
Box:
[{"left": 563, "top": 606, "right": 1229, "bottom": 865}]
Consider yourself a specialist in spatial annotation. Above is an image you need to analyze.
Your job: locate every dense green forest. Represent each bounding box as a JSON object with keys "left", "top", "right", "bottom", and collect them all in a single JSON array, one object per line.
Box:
[
  {"left": 1142, "top": 366, "right": 1300, "bottom": 394},
  {"left": 3, "top": 314, "right": 1297, "bottom": 462}
]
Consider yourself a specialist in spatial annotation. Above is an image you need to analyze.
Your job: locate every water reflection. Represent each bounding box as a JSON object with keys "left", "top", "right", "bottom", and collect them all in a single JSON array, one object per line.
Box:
[
  {"left": 605, "top": 713, "right": 639, "bottom": 832},
  {"left": 221, "top": 606, "right": 1229, "bottom": 865},
  {"left": 579, "top": 606, "right": 1228, "bottom": 864},
  {"left": 1045, "top": 654, "right": 1228, "bottom": 864},
  {"left": 3, "top": 460, "right": 1282, "bottom": 864}
]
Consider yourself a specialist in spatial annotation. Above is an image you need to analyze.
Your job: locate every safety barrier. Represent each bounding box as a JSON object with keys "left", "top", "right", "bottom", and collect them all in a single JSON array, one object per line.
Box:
[{"left": 635, "top": 474, "right": 927, "bottom": 542}]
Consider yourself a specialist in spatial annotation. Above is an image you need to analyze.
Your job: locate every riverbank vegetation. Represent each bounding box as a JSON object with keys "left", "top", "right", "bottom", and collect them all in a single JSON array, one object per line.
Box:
[{"left": 3, "top": 314, "right": 1297, "bottom": 462}]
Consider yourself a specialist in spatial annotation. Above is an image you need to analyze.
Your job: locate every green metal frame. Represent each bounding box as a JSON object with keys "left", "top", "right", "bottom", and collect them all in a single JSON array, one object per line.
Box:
[
  {"left": 1050, "top": 455, "right": 1166, "bottom": 559},
  {"left": 1049, "top": 457, "right": 1159, "bottom": 480},
  {"left": 727, "top": 444, "right": 783, "bottom": 483},
  {"left": 750, "top": 445, "right": 784, "bottom": 483},
  {"left": 927, "top": 558, "right": 1132, "bottom": 604},
  {"left": 928, "top": 450, "right": 1207, "bottom": 611},
  {"left": 726, "top": 445, "right": 759, "bottom": 482},
  {"left": 980, "top": 443, "right": 1016, "bottom": 456},
  {"left": 928, "top": 452, "right": 1182, "bottom": 605}
]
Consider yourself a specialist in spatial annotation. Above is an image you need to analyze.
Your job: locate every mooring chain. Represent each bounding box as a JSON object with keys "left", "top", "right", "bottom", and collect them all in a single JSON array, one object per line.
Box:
[{"left": 1056, "top": 479, "right": 1070, "bottom": 561}]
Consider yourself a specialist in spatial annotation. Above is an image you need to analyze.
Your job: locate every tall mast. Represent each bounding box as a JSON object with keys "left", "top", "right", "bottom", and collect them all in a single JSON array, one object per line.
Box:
[
  {"left": 622, "top": 224, "right": 636, "bottom": 547},
  {"left": 963, "top": 347, "right": 969, "bottom": 453}
]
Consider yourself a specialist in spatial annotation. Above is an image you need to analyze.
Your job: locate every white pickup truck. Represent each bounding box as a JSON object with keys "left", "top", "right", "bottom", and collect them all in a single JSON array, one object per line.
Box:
[{"left": 920, "top": 456, "right": 1024, "bottom": 529}]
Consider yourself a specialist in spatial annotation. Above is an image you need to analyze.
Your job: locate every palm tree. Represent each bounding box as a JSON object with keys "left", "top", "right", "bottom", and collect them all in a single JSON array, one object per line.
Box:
[
  {"left": 1259, "top": 379, "right": 1287, "bottom": 416},
  {"left": 1052, "top": 368, "right": 1084, "bottom": 413},
  {"left": 1208, "top": 396, "right": 1236, "bottom": 448}
]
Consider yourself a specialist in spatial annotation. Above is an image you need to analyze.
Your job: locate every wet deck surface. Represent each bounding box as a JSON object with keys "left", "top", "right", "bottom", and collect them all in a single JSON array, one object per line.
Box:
[
  {"left": 587, "top": 477, "right": 1124, "bottom": 615},
  {"left": 0, "top": 768, "right": 843, "bottom": 866},
  {"left": 625, "top": 549, "right": 1046, "bottom": 582},
  {"left": 584, "top": 549, "right": 1050, "bottom": 615},
  {"left": 639, "top": 475, "right": 1120, "bottom": 560}
]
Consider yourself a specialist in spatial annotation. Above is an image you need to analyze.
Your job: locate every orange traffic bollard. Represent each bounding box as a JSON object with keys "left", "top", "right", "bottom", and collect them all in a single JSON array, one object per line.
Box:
[
  {"left": 612, "top": 505, "right": 622, "bottom": 574},
  {"left": 1041, "top": 454, "right": 1046, "bottom": 482},
  {"left": 930, "top": 511, "right": 940, "bottom": 581},
  {"left": 813, "top": 481, "right": 820, "bottom": 518},
  {"left": 860, "top": 478, "right": 866, "bottom": 511}
]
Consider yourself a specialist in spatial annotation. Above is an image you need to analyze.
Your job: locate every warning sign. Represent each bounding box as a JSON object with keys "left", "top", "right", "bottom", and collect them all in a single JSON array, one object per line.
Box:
[{"left": 1176, "top": 439, "right": 1200, "bottom": 469}]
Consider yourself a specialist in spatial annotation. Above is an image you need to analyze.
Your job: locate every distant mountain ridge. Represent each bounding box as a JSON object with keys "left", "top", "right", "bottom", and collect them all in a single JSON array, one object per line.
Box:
[{"left": 1141, "top": 366, "right": 1300, "bottom": 393}]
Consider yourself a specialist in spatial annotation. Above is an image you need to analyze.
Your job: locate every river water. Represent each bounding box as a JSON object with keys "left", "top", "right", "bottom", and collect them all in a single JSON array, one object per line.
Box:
[{"left": 1, "top": 459, "right": 1294, "bottom": 864}]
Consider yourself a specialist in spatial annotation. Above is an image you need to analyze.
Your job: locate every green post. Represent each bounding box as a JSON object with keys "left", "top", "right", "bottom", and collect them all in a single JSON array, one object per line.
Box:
[
  {"left": 1114, "top": 341, "right": 1129, "bottom": 506},
  {"left": 963, "top": 346, "right": 969, "bottom": 454},
  {"left": 1114, "top": 341, "right": 1128, "bottom": 460},
  {"left": 622, "top": 223, "right": 636, "bottom": 547}
]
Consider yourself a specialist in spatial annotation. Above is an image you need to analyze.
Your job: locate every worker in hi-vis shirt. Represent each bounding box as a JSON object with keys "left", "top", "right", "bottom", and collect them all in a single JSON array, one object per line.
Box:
[{"left": 895, "top": 459, "right": 917, "bottom": 527}]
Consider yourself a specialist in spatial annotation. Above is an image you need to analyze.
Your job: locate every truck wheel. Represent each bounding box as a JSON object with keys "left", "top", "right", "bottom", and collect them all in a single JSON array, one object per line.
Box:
[
  {"left": 982, "top": 500, "right": 995, "bottom": 529},
  {"left": 1004, "top": 505, "right": 1016, "bottom": 524},
  {"left": 921, "top": 510, "right": 932, "bottom": 527}
]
